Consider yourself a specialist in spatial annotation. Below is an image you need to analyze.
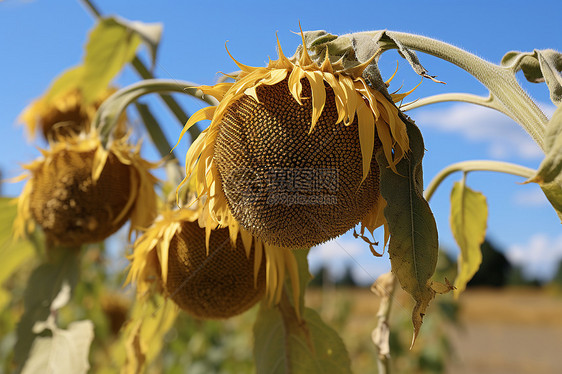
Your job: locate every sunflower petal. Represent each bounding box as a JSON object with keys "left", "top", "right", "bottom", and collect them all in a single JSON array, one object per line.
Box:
[
  {"left": 304, "top": 71, "right": 326, "bottom": 133},
  {"left": 339, "top": 77, "right": 358, "bottom": 125},
  {"left": 200, "top": 83, "right": 234, "bottom": 101},
  {"left": 225, "top": 43, "right": 257, "bottom": 73},
  {"left": 254, "top": 239, "right": 263, "bottom": 288},
  {"left": 288, "top": 67, "right": 305, "bottom": 105},
  {"left": 375, "top": 119, "right": 398, "bottom": 174},
  {"left": 357, "top": 100, "right": 376, "bottom": 182},
  {"left": 172, "top": 106, "right": 216, "bottom": 152}
]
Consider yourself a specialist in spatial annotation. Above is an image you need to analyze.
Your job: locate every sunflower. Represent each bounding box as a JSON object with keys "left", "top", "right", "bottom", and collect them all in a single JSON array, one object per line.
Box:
[
  {"left": 175, "top": 32, "right": 413, "bottom": 249},
  {"left": 14, "top": 130, "right": 158, "bottom": 247},
  {"left": 126, "top": 205, "right": 300, "bottom": 318},
  {"left": 20, "top": 87, "right": 125, "bottom": 141}
]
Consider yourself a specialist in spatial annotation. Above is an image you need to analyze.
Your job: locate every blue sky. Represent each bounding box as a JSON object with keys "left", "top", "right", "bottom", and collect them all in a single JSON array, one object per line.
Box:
[{"left": 1, "top": 0, "right": 561, "bottom": 283}]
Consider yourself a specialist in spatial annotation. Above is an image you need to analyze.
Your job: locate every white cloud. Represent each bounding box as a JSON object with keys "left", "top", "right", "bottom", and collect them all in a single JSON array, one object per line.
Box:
[
  {"left": 506, "top": 233, "right": 562, "bottom": 280},
  {"left": 413, "top": 103, "right": 546, "bottom": 160},
  {"left": 309, "top": 237, "right": 391, "bottom": 285}
]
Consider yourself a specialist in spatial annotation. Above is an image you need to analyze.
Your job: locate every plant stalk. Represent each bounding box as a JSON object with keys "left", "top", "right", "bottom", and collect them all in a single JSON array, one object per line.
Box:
[
  {"left": 79, "top": 0, "right": 201, "bottom": 141},
  {"left": 381, "top": 31, "right": 549, "bottom": 151},
  {"left": 424, "top": 160, "right": 536, "bottom": 202},
  {"left": 371, "top": 272, "right": 398, "bottom": 374}
]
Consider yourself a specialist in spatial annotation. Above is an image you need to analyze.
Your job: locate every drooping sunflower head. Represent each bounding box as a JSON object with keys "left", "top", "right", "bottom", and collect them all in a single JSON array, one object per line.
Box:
[
  {"left": 176, "top": 32, "right": 413, "bottom": 249},
  {"left": 126, "top": 206, "right": 300, "bottom": 319},
  {"left": 20, "top": 87, "right": 125, "bottom": 141},
  {"left": 14, "top": 130, "right": 158, "bottom": 247}
]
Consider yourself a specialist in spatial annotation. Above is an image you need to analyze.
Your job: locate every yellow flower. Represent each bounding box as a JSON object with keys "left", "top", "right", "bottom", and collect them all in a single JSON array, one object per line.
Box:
[
  {"left": 19, "top": 87, "right": 125, "bottom": 141},
  {"left": 126, "top": 205, "right": 300, "bottom": 317},
  {"left": 176, "top": 32, "right": 412, "bottom": 249},
  {"left": 14, "top": 130, "right": 158, "bottom": 247}
]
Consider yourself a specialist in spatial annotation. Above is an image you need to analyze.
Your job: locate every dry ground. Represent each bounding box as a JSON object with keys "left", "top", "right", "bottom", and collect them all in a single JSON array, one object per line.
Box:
[
  {"left": 446, "top": 288, "right": 562, "bottom": 374},
  {"left": 305, "top": 287, "right": 562, "bottom": 374}
]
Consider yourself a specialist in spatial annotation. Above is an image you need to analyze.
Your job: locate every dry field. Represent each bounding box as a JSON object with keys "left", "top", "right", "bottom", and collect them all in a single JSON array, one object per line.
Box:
[{"left": 305, "top": 286, "right": 562, "bottom": 374}]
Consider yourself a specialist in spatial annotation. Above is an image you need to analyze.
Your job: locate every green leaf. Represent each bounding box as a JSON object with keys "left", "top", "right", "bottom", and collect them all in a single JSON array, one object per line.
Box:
[
  {"left": 81, "top": 17, "right": 143, "bottom": 103},
  {"left": 376, "top": 116, "right": 439, "bottom": 345},
  {"left": 0, "top": 197, "right": 36, "bottom": 310},
  {"left": 530, "top": 106, "right": 562, "bottom": 184},
  {"left": 21, "top": 283, "right": 93, "bottom": 374},
  {"left": 21, "top": 320, "right": 94, "bottom": 374},
  {"left": 13, "top": 250, "right": 81, "bottom": 371},
  {"left": 501, "top": 49, "right": 562, "bottom": 105},
  {"left": 450, "top": 181, "right": 488, "bottom": 298},
  {"left": 120, "top": 295, "right": 178, "bottom": 373},
  {"left": 284, "top": 248, "right": 311, "bottom": 318},
  {"left": 42, "top": 66, "right": 85, "bottom": 104},
  {"left": 527, "top": 106, "right": 562, "bottom": 220},
  {"left": 540, "top": 179, "right": 562, "bottom": 221},
  {"left": 114, "top": 17, "right": 163, "bottom": 69},
  {"left": 253, "top": 249, "right": 351, "bottom": 373},
  {"left": 253, "top": 303, "right": 352, "bottom": 374}
]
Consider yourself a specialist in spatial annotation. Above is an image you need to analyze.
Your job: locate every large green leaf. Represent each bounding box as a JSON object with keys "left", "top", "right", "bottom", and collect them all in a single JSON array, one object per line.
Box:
[
  {"left": 13, "top": 250, "right": 81, "bottom": 372},
  {"left": 501, "top": 49, "right": 562, "bottom": 105},
  {"left": 41, "top": 66, "right": 85, "bottom": 104},
  {"left": 0, "top": 197, "right": 36, "bottom": 310},
  {"left": 450, "top": 181, "right": 488, "bottom": 298},
  {"left": 21, "top": 283, "right": 94, "bottom": 374},
  {"left": 81, "top": 17, "right": 143, "bottom": 103},
  {"left": 528, "top": 106, "right": 562, "bottom": 221},
  {"left": 376, "top": 116, "right": 439, "bottom": 345},
  {"left": 253, "top": 304, "right": 351, "bottom": 374},
  {"left": 253, "top": 249, "right": 351, "bottom": 374}
]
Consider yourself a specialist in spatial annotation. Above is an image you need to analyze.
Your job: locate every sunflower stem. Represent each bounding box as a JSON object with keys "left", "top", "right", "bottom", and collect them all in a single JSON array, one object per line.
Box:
[
  {"left": 93, "top": 79, "right": 216, "bottom": 147},
  {"left": 134, "top": 102, "right": 177, "bottom": 160},
  {"left": 401, "top": 92, "right": 512, "bottom": 119},
  {"left": 424, "top": 160, "right": 536, "bottom": 202},
  {"left": 380, "top": 31, "right": 548, "bottom": 151},
  {"left": 79, "top": 0, "right": 201, "bottom": 142}
]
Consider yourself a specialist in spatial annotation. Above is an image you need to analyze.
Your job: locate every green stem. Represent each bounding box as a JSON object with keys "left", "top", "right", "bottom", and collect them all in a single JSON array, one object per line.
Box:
[
  {"left": 79, "top": 0, "right": 201, "bottom": 141},
  {"left": 401, "top": 92, "right": 512, "bottom": 119},
  {"left": 424, "top": 160, "right": 536, "bottom": 202},
  {"left": 134, "top": 102, "right": 176, "bottom": 160},
  {"left": 94, "top": 79, "right": 217, "bottom": 146},
  {"left": 380, "top": 31, "right": 548, "bottom": 150}
]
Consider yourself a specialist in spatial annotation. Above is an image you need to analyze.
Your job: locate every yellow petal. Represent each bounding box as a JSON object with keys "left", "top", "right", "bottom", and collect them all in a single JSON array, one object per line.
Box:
[
  {"left": 200, "top": 83, "right": 234, "bottom": 101},
  {"left": 323, "top": 72, "right": 347, "bottom": 124},
  {"left": 375, "top": 118, "right": 398, "bottom": 174},
  {"left": 288, "top": 67, "right": 305, "bottom": 105},
  {"left": 340, "top": 77, "right": 358, "bottom": 125},
  {"left": 254, "top": 239, "right": 263, "bottom": 288},
  {"left": 357, "top": 99, "right": 376, "bottom": 183},
  {"left": 304, "top": 70, "right": 326, "bottom": 133},
  {"left": 297, "top": 24, "right": 314, "bottom": 67},
  {"left": 225, "top": 43, "right": 257, "bottom": 73},
  {"left": 172, "top": 105, "right": 216, "bottom": 152}
]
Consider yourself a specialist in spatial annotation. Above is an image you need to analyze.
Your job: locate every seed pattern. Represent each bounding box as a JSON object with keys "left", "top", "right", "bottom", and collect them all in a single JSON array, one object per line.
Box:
[
  {"left": 215, "top": 78, "right": 381, "bottom": 248},
  {"left": 29, "top": 149, "right": 133, "bottom": 246},
  {"left": 166, "top": 220, "right": 266, "bottom": 319}
]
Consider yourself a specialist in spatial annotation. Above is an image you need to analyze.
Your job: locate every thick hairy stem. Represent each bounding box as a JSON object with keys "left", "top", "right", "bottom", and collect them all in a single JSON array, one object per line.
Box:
[
  {"left": 80, "top": 0, "right": 201, "bottom": 141},
  {"left": 382, "top": 31, "right": 548, "bottom": 150},
  {"left": 424, "top": 160, "right": 536, "bottom": 202},
  {"left": 402, "top": 93, "right": 511, "bottom": 118}
]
